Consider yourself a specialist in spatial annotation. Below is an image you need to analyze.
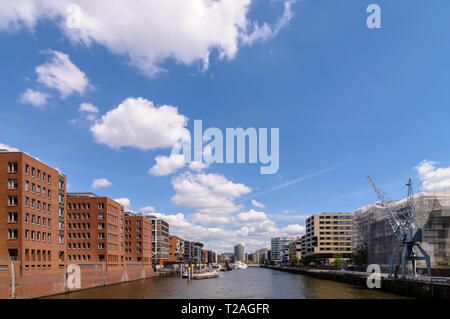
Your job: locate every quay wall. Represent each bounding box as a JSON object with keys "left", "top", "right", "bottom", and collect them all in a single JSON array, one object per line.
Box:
[
  {"left": 0, "top": 260, "right": 157, "bottom": 299},
  {"left": 263, "top": 265, "right": 450, "bottom": 299}
]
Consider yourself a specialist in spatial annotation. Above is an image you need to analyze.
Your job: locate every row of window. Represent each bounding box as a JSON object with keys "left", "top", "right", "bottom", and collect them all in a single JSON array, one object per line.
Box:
[
  {"left": 68, "top": 202, "right": 105, "bottom": 210},
  {"left": 68, "top": 242, "right": 91, "bottom": 250},
  {"left": 125, "top": 248, "right": 142, "bottom": 253},
  {"left": 67, "top": 212, "right": 92, "bottom": 220},
  {"left": 25, "top": 213, "right": 52, "bottom": 228},
  {"left": 24, "top": 229, "right": 51, "bottom": 242}
]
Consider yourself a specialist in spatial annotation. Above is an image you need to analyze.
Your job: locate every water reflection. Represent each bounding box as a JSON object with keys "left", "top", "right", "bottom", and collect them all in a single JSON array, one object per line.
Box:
[{"left": 46, "top": 267, "right": 407, "bottom": 299}]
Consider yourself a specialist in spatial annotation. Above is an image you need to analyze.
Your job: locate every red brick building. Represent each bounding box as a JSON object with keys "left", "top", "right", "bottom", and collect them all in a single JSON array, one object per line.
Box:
[
  {"left": 0, "top": 151, "right": 67, "bottom": 271},
  {"left": 124, "top": 212, "right": 151, "bottom": 266},
  {"left": 66, "top": 193, "right": 124, "bottom": 268}
]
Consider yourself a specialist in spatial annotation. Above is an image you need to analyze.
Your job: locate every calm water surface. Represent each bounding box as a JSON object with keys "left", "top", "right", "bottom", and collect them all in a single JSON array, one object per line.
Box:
[{"left": 47, "top": 267, "right": 407, "bottom": 299}]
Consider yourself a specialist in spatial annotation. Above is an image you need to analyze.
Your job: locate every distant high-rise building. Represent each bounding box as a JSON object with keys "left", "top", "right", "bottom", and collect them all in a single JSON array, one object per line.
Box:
[{"left": 234, "top": 244, "right": 245, "bottom": 262}]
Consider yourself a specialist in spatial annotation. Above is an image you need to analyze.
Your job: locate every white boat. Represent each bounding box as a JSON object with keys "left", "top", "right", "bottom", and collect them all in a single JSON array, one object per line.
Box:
[{"left": 234, "top": 261, "right": 248, "bottom": 269}]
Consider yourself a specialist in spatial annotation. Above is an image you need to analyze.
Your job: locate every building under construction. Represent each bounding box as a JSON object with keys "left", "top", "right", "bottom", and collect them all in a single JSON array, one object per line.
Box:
[{"left": 352, "top": 192, "right": 450, "bottom": 272}]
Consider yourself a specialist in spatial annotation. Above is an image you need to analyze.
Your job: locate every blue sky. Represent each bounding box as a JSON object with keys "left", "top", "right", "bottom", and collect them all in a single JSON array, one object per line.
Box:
[{"left": 2, "top": 0, "right": 450, "bottom": 252}]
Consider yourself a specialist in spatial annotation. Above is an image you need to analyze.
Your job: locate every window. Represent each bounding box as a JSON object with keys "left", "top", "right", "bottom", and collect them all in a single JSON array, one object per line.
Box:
[
  {"left": 98, "top": 223, "right": 104, "bottom": 230},
  {"left": 98, "top": 203, "right": 104, "bottom": 209},
  {"left": 25, "top": 180, "right": 29, "bottom": 191},
  {"left": 47, "top": 175, "right": 51, "bottom": 184},
  {"left": 98, "top": 213, "right": 104, "bottom": 220},
  {"left": 25, "top": 197, "right": 29, "bottom": 207},
  {"left": 25, "top": 230, "right": 29, "bottom": 240},
  {"left": 37, "top": 185, "right": 40, "bottom": 195},
  {"left": 8, "top": 212, "right": 18, "bottom": 223},
  {"left": 8, "top": 196, "right": 18, "bottom": 206},
  {"left": 31, "top": 215, "right": 35, "bottom": 224},
  {"left": 47, "top": 204, "right": 51, "bottom": 213},
  {"left": 59, "top": 236, "right": 64, "bottom": 244},
  {"left": 59, "top": 207, "right": 64, "bottom": 217},
  {"left": 8, "top": 162, "right": 18, "bottom": 173},
  {"left": 25, "top": 164, "right": 29, "bottom": 174},
  {"left": 59, "top": 194, "right": 64, "bottom": 203},
  {"left": 8, "top": 229, "right": 18, "bottom": 240},
  {"left": 43, "top": 172, "right": 46, "bottom": 182},
  {"left": 98, "top": 233, "right": 105, "bottom": 239},
  {"left": 47, "top": 190, "right": 51, "bottom": 199},
  {"left": 37, "top": 170, "right": 41, "bottom": 179},
  {"left": 31, "top": 231, "right": 35, "bottom": 240},
  {"left": 98, "top": 243, "right": 104, "bottom": 249},
  {"left": 8, "top": 179, "right": 18, "bottom": 189},
  {"left": 31, "top": 167, "right": 35, "bottom": 177},
  {"left": 59, "top": 222, "right": 64, "bottom": 231},
  {"left": 59, "top": 180, "right": 64, "bottom": 190},
  {"left": 25, "top": 213, "right": 29, "bottom": 223},
  {"left": 31, "top": 183, "right": 35, "bottom": 193}
]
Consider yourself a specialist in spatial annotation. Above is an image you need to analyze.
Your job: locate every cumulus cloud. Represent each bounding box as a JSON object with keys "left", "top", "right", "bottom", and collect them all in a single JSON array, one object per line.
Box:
[
  {"left": 35, "top": 50, "right": 90, "bottom": 98},
  {"left": 90, "top": 97, "right": 190, "bottom": 150},
  {"left": 91, "top": 178, "right": 112, "bottom": 189},
  {"left": 19, "top": 89, "right": 51, "bottom": 107},
  {"left": 0, "top": 143, "right": 19, "bottom": 152},
  {"left": 415, "top": 160, "right": 450, "bottom": 192},
  {"left": 0, "top": 0, "right": 297, "bottom": 76},
  {"left": 236, "top": 209, "right": 268, "bottom": 224},
  {"left": 171, "top": 172, "right": 252, "bottom": 225},
  {"left": 251, "top": 199, "right": 265, "bottom": 208},
  {"left": 149, "top": 154, "right": 186, "bottom": 177}
]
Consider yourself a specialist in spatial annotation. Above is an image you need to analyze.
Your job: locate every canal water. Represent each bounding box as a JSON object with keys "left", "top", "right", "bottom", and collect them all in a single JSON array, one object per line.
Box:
[{"left": 47, "top": 267, "right": 407, "bottom": 299}]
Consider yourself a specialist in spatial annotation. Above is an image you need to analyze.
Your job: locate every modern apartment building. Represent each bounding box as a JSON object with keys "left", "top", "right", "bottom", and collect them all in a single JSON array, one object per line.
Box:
[
  {"left": 183, "top": 240, "right": 194, "bottom": 263},
  {"left": 146, "top": 215, "right": 169, "bottom": 265},
  {"left": 302, "top": 212, "right": 353, "bottom": 263},
  {"left": 168, "top": 235, "right": 184, "bottom": 263},
  {"left": 192, "top": 242, "right": 204, "bottom": 264},
  {"left": 271, "top": 237, "right": 295, "bottom": 263},
  {"left": 66, "top": 193, "right": 124, "bottom": 268},
  {"left": 0, "top": 151, "right": 67, "bottom": 270},
  {"left": 124, "top": 212, "right": 151, "bottom": 265}
]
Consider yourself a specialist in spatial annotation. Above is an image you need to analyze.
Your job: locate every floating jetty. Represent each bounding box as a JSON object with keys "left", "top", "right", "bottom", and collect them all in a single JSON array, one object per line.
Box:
[{"left": 192, "top": 271, "right": 220, "bottom": 280}]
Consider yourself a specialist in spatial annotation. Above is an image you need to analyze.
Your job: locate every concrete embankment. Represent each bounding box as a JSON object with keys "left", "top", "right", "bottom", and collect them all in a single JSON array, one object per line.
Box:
[{"left": 262, "top": 265, "right": 450, "bottom": 299}]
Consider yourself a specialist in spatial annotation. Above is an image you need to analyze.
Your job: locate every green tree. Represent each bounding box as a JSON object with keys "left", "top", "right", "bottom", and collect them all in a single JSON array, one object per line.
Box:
[
  {"left": 290, "top": 256, "right": 299, "bottom": 266},
  {"left": 332, "top": 253, "right": 343, "bottom": 267},
  {"left": 349, "top": 245, "right": 367, "bottom": 268},
  {"left": 301, "top": 255, "right": 314, "bottom": 266}
]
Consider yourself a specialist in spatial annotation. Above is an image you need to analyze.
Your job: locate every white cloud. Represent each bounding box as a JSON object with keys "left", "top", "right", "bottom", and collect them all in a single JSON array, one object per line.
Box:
[
  {"left": 171, "top": 172, "right": 251, "bottom": 225},
  {"left": 35, "top": 50, "right": 90, "bottom": 98},
  {"left": 114, "top": 197, "right": 130, "bottom": 209},
  {"left": 189, "top": 161, "right": 209, "bottom": 172},
  {"left": 0, "top": 143, "right": 19, "bottom": 152},
  {"left": 149, "top": 154, "right": 186, "bottom": 177},
  {"left": 251, "top": 199, "right": 265, "bottom": 208},
  {"left": 236, "top": 209, "right": 268, "bottom": 224},
  {"left": 79, "top": 102, "right": 99, "bottom": 114},
  {"left": 0, "top": 0, "right": 296, "bottom": 76},
  {"left": 90, "top": 97, "right": 190, "bottom": 150},
  {"left": 415, "top": 160, "right": 450, "bottom": 192},
  {"left": 19, "top": 89, "right": 50, "bottom": 107},
  {"left": 91, "top": 178, "right": 112, "bottom": 189},
  {"left": 149, "top": 210, "right": 304, "bottom": 252},
  {"left": 192, "top": 213, "right": 230, "bottom": 226}
]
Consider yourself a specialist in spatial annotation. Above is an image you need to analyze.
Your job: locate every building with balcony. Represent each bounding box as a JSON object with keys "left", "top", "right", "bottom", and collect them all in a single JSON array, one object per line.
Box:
[
  {"left": 66, "top": 193, "right": 124, "bottom": 268},
  {"left": 168, "top": 235, "right": 184, "bottom": 263},
  {"left": 0, "top": 151, "right": 67, "bottom": 271},
  {"left": 302, "top": 212, "right": 353, "bottom": 264},
  {"left": 271, "top": 237, "right": 295, "bottom": 263},
  {"left": 146, "top": 215, "right": 169, "bottom": 265}
]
